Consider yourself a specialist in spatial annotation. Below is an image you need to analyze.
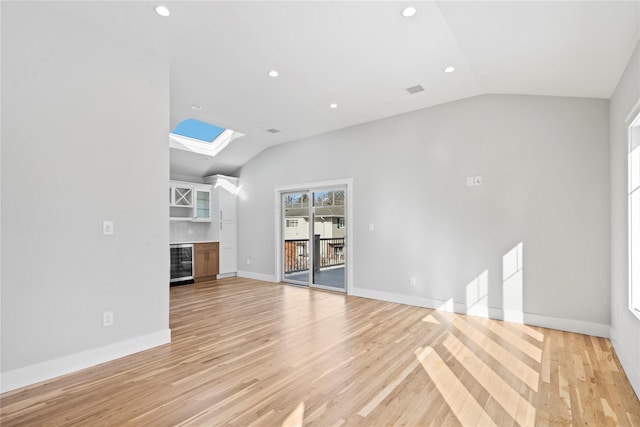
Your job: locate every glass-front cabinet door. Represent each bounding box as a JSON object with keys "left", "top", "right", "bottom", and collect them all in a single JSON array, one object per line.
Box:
[{"left": 194, "top": 187, "right": 211, "bottom": 222}]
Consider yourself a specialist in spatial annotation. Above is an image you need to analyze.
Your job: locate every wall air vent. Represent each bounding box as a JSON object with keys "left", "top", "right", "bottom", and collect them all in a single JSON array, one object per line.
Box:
[
  {"left": 266, "top": 128, "right": 281, "bottom": 133},
  {"left": 406, "top": 85, "right": 425, "bottom": 95}
]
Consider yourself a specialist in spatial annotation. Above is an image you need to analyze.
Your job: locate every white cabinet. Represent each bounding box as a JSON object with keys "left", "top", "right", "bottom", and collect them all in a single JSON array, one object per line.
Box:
[
  {"left": 169, "top": 181, "right": 212, "bottom": 222},
  {"left": 194, "top": 186, "right": 211, "bottom": 222},
  {"left": 204, "top": 174, "right": 238, "bottom": 276},
  {"left": 170, "top": 185, "right": 193, "bottom": 206},
  {"left": 218, "top": 187, "right": 236, "bottom": 221},
  {"left": 169, "top": 184, "right": 194, "bottom": 220},
  {"left": 219, "top": 221, "right": 237, "bottom": 274}
]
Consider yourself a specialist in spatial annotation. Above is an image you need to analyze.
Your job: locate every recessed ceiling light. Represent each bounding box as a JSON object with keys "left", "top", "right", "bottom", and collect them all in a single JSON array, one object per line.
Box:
[
  {"left": 191, "top": 104, "right": 202, "bottom": 110},
  {"left": 401, "top": 6, "right": 417, "bottom": 18},
  {"left": 329, "top": 103, "right": 338, "bottom": 109},
  {"left": 268, "top": 70, "right": 279, "bottom": 77},
  {"left": 154, "top": 5, "right": 170, "bottom": 17},
  {"left": 444, "top": 66, "right": 456, "bottom": 73}
]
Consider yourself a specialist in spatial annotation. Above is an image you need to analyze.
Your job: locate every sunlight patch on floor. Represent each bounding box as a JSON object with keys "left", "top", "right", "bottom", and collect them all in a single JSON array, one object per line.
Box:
[
  {"left": 421, "top": 313, "right": 440, "bottom": 324},
  {"left": 415, "top": 345, "right": 497, "bottom": 426},
  {"left": 442, "top": 332, "right": 536, "bottom": 426},
  {"left": 281, "top": 401, "right": 305, "bottom": 427},
  {"left": 452, "top": 317, "right": 540, "bottom": 392},
  {"left": 488, "top": 320, "right": 543, "bottom": 362}
]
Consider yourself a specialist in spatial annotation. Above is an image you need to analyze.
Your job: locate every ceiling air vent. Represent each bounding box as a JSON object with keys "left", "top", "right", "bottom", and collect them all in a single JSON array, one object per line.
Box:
[
  {"left": 405, "top": 85, "right": 425, "bottom": 95},
  {"left": 266, "top": 128, "right": 281, "bottom": 133}
]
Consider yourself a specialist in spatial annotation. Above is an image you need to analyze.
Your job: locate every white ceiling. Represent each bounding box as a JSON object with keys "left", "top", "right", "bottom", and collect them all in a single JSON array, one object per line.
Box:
[{"left": 49, "top": 1, "right": 640, "bottom": 177}]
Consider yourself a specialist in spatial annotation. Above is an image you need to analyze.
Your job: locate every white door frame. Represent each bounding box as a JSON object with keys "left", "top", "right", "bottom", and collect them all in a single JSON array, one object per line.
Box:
[{"left": 274, "top": 178, "right": 354, "bottom": 294}]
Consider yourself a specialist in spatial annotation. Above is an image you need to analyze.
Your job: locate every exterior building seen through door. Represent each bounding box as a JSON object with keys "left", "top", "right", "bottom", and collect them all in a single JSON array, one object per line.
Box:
[
  {"left": 282, "top": 188, "right": 346, "bottom": 291},
  {"left": 311, "top": 189, "right": 345, "bottom": 290},
  {"left": 283, "top": 192, "right": 310, "bottom": 286}
]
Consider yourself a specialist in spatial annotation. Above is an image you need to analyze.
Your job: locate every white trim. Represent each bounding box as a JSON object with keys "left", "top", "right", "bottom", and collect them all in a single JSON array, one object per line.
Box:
[
  {"left": 628, "top": 115, "right": 640, "bottom": 319},
  {"left": 350, "top": 287, "right": 610, "bottom": 338},
  {"left": 351, "top": 287, "right": 455, "bottom": 312},
  {"left": 237, "top": 270, "right": 277, "bottom": 282},
  {"left": 274, "top": 178, "right": 354, "bottom": 295},
  {"left": 169, "top": 129, "right": 244, "bottom": 158},
  {"left": 274, "top": 189, "right": 282, "bottom": 283},
  {"left": 521, "top": 313, "right": 609, "bottom": 338},
  {"left": 312, "top": 283, "right": 346, "bottom": 293},
  {"left": 0, "top": 329, "right": 171, "bottom": 393},
  {"left": 610, "top": 328, "right": 640, "bottom": 399},
  {"left": 216, "top": 272, "right": 237, "bottom": 279},
  {"left": 624, "top": 97, "right": 640, "bottom": 124}
]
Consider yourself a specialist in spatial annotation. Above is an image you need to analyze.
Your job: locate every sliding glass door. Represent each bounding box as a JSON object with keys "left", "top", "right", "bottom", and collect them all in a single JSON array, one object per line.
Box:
[
  {"left": 282, "top": 187, "right": 346, "bottom": 291},
  {"left": 310, "top": 189, "right": 346, "bottom": 290},
  {"left": 282, "top": 192, "right": 311, "bottom": 285}
]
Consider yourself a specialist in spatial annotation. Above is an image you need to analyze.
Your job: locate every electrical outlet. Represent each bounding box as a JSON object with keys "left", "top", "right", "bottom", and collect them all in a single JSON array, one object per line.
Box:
[
  {"left": 474, "top": 175, "right": 483, "bottom": 186},
  {"left": 410, "top": 276, "right": 417, "bottom": 286},
  {"left": 103, "top": 311, "right": 114, "bottom": 327},
  {"left": 369, "top": 223, "right": 375, "bottom": 231},
  {"left": 466, "top": 176, "right": 475, "bottom": 187},
  {"left": 246, "top": 257, "right": 251, "bottom": 265}
]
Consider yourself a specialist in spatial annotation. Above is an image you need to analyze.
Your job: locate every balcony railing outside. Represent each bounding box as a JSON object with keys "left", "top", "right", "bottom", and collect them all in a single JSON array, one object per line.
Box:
[{"left": 284, "top": 237, "right": 345, "bottom": 273}]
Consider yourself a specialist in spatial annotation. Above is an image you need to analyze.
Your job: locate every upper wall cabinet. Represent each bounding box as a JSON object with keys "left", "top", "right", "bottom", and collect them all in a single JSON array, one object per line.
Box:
[
  {"left": 194, "top": 187, "right": 211, "bottom": 222},
  {"left": 169, "top": 181, "right": 212, "bottom": 222},
  {"left": 203, "top": 174, "right": 238, "bottom": 222},
  {"left": 170, "top": 184, "right": 193, "bottom": 207}
]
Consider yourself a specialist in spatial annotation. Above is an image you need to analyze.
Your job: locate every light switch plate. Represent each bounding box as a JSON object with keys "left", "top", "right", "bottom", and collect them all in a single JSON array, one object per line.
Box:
[{"left": 102, "top": 220, "right": 114, "bottom": 235}]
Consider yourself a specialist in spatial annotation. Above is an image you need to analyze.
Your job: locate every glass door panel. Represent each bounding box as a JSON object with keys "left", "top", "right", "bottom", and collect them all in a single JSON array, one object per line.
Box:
[
  {"left": 195, "top": 188, "right": 211, "bottom": 220},
  {"left": 283, "top": 192, "right": 310, "bottom": 285},
  {"left": 311, "top": 188, "right": 346, "bottom": 291}
]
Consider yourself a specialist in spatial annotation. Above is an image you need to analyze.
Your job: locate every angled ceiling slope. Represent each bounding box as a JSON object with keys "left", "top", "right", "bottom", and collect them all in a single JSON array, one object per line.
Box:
[{"left": 45, "top": 1, "right": 640, "bottom": 177}]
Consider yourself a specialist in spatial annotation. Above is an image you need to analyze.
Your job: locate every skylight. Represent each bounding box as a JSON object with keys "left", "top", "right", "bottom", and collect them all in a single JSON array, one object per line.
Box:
[
  {"left": 169, "top": 118, "right": 244, "bottom": 157},
  {"left": 172, "top": 118, "right": 226, "bottom": 143}
]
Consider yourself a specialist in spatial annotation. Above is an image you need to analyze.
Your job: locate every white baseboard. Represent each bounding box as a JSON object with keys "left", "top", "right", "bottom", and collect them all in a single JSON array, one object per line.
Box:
[
  {"left": 350, "top": 287, "right": 452, "bottom": 312},
  {"left": 521, "top": 313, "right": 609, "bottom": 338},
  {"left": 610, "top": 328, "right": 640, "bottom": 399},
  {"left": 350, "top": 287, "right": 609, "bottom": 338},
  {"left": 237, "top": 270, "right": 277, "bottom": 282},
  {"left": 0, "top": 329, "right": 171, "bottom": 393},
  {"left": 216, "top": 272, "right": 237, "bottom": 279}
]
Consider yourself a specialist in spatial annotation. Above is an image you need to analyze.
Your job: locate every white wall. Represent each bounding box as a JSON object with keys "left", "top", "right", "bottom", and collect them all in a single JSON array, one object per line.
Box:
[
  {"left": 1, "top": 3, "right": 170, "bottom": 391},
  {"left": 610, "top": 40, "right": 640, "bottom": 397},
  {"left": 237, "top": 94, "right": 610, "bottom": 335}
]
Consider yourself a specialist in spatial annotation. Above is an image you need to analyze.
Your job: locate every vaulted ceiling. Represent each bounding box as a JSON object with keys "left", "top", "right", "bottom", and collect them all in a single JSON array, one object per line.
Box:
[{"left": 49, "top": 1, "right": 640, "bottom": 177}]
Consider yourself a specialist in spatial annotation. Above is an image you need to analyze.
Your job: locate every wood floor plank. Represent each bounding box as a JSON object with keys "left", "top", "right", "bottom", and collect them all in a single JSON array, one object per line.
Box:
[{"left": 1, "top": 277, "right": 639, "bottom": 426}]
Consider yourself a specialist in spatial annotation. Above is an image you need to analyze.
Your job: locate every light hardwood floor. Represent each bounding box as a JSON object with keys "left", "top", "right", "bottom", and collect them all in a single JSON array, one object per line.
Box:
[{"left": 1, "top": 277, "right": 639, "bottom": 426}]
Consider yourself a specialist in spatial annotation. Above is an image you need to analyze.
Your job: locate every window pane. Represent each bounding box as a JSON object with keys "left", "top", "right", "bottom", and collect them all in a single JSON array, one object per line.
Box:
[
  {"left": 631, "top": 189, "right": 640, "bottom": 311},
  {"left": 630, "top": 146, "right": 640, "bottom": 193}
]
